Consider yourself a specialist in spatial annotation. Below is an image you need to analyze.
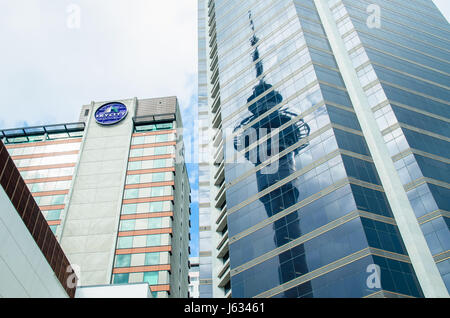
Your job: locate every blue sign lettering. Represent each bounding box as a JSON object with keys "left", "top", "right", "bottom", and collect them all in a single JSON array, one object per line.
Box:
[{"left": 95, "top": 102, "right": 128, "bottom": 126}]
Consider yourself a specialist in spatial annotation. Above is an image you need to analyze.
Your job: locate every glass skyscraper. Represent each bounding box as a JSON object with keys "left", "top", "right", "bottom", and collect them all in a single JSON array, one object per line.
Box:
[{"left": 198, "top": 0, "right": 449, "bottom": 298}]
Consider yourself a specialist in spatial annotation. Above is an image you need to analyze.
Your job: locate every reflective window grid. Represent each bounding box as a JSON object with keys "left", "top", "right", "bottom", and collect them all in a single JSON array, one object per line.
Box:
[
  {"left": 199, "top": 0, "right": 448, "bottom": 298},
  {"left": 5, "top": 137, "right": 82, "bottom": 237}
]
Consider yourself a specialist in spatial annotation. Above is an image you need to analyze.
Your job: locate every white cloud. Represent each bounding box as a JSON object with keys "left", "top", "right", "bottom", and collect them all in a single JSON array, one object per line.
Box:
[{"left": 0, "top": 0, "right": 197, "bottom": 129}]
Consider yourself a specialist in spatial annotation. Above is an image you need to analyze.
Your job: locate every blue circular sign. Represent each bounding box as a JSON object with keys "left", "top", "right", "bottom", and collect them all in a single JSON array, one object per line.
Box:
[{"left": 95, "top": 102, "right": 128, "bottom": 126}]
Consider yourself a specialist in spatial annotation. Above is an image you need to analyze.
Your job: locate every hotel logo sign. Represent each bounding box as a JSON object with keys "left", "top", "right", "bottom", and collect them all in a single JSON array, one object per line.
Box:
[{"left": 95, "top": 102, "right": 128, "bottom": 126}]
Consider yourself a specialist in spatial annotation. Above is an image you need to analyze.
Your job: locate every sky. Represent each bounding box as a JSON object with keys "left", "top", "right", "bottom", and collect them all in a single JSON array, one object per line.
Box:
[{"left": 0, "top": 1, "right": 448, "bottom": 258}]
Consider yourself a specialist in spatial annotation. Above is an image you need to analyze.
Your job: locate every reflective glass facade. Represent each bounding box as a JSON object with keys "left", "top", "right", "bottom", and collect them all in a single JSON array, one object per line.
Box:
[
  {"left": 329, "top": 0, "right": 450, "bottom": 293},
  {"left": 3, "top": 134, "right": 82, "bottom": 237},
  {"left": 198, "top": 0, "right": 214, "bottom": 298},
  {"left": 200, "top": 0, "right": 448, "bottom": 298}
]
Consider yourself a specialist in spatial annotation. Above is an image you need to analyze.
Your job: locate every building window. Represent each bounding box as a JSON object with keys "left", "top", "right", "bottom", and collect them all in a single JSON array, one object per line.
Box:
[
  {"left": 115, "top": 254, "right": 132, "bottom": 268},
  {"left": 143, "top": 272, "right": 159, "bottom": 285},
  {"left": 113, "top": 273, "right": 129, "bottom": 284}
]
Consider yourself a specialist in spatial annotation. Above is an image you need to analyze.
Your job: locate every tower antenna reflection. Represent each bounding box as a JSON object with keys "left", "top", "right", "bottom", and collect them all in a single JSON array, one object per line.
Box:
[{"left": 232, "top": 10, "right": 312, "bottom": 296}]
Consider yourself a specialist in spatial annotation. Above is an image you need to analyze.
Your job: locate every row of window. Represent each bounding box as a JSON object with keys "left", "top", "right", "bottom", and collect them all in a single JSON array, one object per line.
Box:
[
  {"left": 2, "top": 132, "right": 83, "bottom": 145},
  {"left": 6, "top": 141, "right": 81, "bottom": 157},
  {"left": 129, "top": 146, "right": 174, "bottom": 158},
  {"left": 116, "top": 233, "right": 170, "bottom": 249},
  {"left": 20, "top": 167, "right": 75, "bottom": 181},
  {"left": 131, "top": 133, "right": 174, "bottom": 146},
  {"left": 123, "top": 186, "right": 173, "bottom": 200},
  {"left": 14, "top": 154, "right": 79, "bottom": 168},
  {"left": 119, "top": 217, "right": 171, "bottom": 232},
  {"left": 121, "top": 201, "right": 173, "bottom": 215},
  {"left": 41, "top": 209, "right": 63, "bottom": 222},
  {"left": 127, "top": 158, "right": 174, "bottom": 171},
  {"left": 29, "top": 180, "right": 71, "bottom": 193},
  {"left": 114, "top": 252, "right": 167, "bottom": 268},
  {"left": 126, "top": 172, "right": 173, "bottom": 185},
  {"left": 33, "top": 194, "right": 66, "bottom": 207},
  {"left": 113, "top": 272, "right": 159, "bottom": 287},
  {"left": 134, "top": 123, "right": 173, "bottom": 133}
]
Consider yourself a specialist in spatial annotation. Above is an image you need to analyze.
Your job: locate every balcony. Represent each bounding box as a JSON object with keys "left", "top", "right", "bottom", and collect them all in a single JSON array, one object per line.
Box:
[
  {"left": 217, "top": 261, "right": 230, "bottom": 286},
  {"left": 211, "top": 94, "right": 221, "bottom": 114},
  {"left": 214, "top": 179, "right": 226, "bottom": 204},
  {"left": 216, "top": 232, "right": 229, "bottom": 259},
  {"left": 212, "top": 128, "right": 222, "bottom": 148},
  {"left": 211, "top": 77, "right": 220, "bottom": 99},
  {"left": 213, "top": 139, "right": 224, "bottom": 165},
  {"left": 214, "top": 161, "right": 225, "bottom": 186},
  {"left": 211, "top": 108, "right": 222, "bottom": 129},
  {"left": 210, "top": 63, "right": 219, "bottom": 86},
  {"left": 209, "top": 17, "right": 216, "bottom": 37},
  {"left": 215, "top": 204, "right": 227, "bottom": 232},
  {"left": 210, "top": 53, "right": 218, "bottom": 73},
  {"left": 208, "top": 9, "right": 215, "bottom": 27},
  {"left": 209, "top": 40, "right": 218, "bottom": 60},
  {"left": 209, "top": 29, "right": 217, "bottom": 48}
]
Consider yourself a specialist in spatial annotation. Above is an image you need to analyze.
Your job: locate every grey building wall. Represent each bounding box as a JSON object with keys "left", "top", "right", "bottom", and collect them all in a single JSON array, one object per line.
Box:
[{"left": 61, "top": 98, "right": 136, "bottom": 286}]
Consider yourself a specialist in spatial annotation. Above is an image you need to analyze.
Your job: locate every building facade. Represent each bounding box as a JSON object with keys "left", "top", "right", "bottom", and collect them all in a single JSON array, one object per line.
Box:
[
  {"left": 198, "top": 0, "right": 449, "bottom": 298},
  {"left": 1, "top": 96, "right": 192, "bottom": 298},
  {"left": 0, "top": 140, "right": 77, "bottom": 298},
  {"left": 188, "top": 257, "right": 200, "bottom": 298}
]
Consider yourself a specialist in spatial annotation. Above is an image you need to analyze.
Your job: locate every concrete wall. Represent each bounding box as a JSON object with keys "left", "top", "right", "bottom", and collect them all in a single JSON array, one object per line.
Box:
[
  {"left": 61, "top": 98, "right": 136, "bottom": 286},
  {"left": 0, "top": 187, "right": 68, "bottom": 298}
]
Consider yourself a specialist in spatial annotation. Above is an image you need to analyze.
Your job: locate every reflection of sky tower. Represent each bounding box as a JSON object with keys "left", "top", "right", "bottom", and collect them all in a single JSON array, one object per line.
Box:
[
  {"left": 233, "top": 11, "right": 311, "bottom": 292},
  {"left": 234, "top": 10, "right": 310, "bottom": 208}
]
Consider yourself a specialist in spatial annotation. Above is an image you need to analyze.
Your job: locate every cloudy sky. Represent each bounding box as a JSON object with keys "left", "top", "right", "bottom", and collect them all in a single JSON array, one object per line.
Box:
[{"left": 0, "top": 0, "right": 449, "bottom": 257}]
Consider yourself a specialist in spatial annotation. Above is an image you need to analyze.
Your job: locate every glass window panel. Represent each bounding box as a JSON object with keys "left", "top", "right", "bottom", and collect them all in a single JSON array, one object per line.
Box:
[
  {"left": 149, "top": 201, "right": 164, "bottom": 212},
  {"left": 52, "top": 195, "right": 65, "bottom": 205},
  {"left": 146, "top": 235, "right": 161, "bottom": 247},
  {"left": 120, "top": 220, "right": 136, "bottom": 232},
  {"left": 152, "top": 173, "right": 166, "bottom": 182},
  {"left": 124, "top": 189, "right": 139, "bottom": 199},
  {"left": 115, "top": 254, "right": 131, "bottom": 268},
  {"left": 118, "top": 236, "right": 133, "bottom": 249},
  {"left": 153, "top": 159, "right": 166, "bottom": 169},
  {"left": 135, "top": 124, "right": 156, "bottom": 132},
  {"left": 154, "top": 146, "right": 167, "bottom": 155},
  {"left": 156, "top": 123, "right": 172, "bottom": 130},
  {"left": 151, "top": 187, "right": 164, "bottom": 197},
  {"left": 132, "top": 136, "right": 145, "bottom": 145},
  {"left": 130, "top": 149, "right": 144, "bottom": 157},
  {"left": 148, "top": 218, "right": 162, "bottom": 229},
  {"left": 155, "top": 134, "right": 169, "bottom": 143},
  {"left": 46, "top": 210, "right": 61, "bottom": 221},
  {"left": 122, "top": 204, "right": 137, "bottom": 214},
  {"left": 128, "top": 162, "right": 142, "bottom": 171},
  {"left": 145, "top": 252, "right": 160, "bottom": 266},
  {"left": 126, "top": 175, "right": 140, "bottom": 185},
  {"left": 113, "top": 273, "right": 129, "bottom": 284},
  {"left": 143, "top": 272, "right": 158, "bottom": 285}
]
